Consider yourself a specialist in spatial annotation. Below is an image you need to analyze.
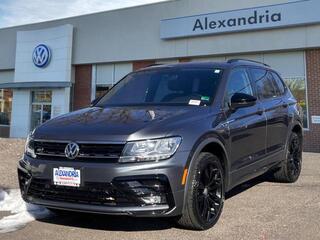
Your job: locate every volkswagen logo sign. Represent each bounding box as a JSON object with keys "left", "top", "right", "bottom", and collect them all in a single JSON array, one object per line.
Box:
[
  {"left": 64, "top": 142, "right": 80, "bottom": 160},
  {"left": 32, "top": 44, "right": 51, "bottom": 68}
]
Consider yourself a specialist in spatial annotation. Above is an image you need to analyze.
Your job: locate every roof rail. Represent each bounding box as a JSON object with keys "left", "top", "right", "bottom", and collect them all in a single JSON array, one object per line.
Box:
[
  {"left": 146, "top": 64, "right": 163, "bottom": 68},
  {"left": 227, "top": 59, "right": 270, "bottom": 67}
]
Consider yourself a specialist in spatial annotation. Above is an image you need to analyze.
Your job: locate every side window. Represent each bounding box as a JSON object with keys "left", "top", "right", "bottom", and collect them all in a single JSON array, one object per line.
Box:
[
  {"left": 224, "top": 68, "right": 254, "bottom": 107},
  {"left": 271, "top": 72, "right": 286, "bottom": 95},
  {"left": 251, "top": 68, "right": 277, "bottom": 99}
]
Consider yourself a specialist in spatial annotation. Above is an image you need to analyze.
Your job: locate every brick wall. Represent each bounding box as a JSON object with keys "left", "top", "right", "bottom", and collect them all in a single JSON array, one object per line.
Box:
[
  {"left": 304, "top": 49, "right": 320, "bottom": 152},
  {"left": 132, "top": 60, "right": 155, "bottom": 71},
  {"left": 73, "top": 65, "right": 92, "bottom": 110}
]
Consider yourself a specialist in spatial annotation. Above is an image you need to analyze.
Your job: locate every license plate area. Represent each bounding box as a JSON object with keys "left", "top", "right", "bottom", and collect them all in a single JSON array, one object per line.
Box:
[{"left": 53, "top": 167, "right": 81, "bottom": 187}]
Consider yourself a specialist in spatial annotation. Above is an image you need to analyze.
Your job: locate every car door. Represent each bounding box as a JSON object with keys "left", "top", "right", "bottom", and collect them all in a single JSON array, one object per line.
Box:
[
  {"left": 250, "top": 68, "right": 289, "bottom": 155},
  {"left": 223, "top": 67, "right": 267, "bottom": 175}
]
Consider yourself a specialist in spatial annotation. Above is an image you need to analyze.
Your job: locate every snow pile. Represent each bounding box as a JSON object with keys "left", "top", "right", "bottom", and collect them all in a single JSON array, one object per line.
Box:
[{"left": 0, "top": 189, "right": 52, "bottom": 233}]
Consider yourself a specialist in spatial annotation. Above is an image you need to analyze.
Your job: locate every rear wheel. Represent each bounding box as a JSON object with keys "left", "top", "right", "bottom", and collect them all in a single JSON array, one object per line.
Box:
[
  {"left": 273, "top": 132, "right": 302, "bottom": 183},
  {"left": 176, "top": 152, "right": 224, "bottom": 230}
]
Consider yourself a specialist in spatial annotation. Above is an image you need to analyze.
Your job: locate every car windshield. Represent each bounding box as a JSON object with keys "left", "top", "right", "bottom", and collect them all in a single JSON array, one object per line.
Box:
[{"left": 96, "top": 67, "right": 223, "bottom": 107}]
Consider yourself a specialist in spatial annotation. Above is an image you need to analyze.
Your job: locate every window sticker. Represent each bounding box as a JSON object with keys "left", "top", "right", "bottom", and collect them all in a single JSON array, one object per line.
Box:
[
  {"left": 189, "top": 99, "right": 201, "bottom": 106},
  {"left": 201, "top": 96, "right": 210, "bottom": 101},
  {"left": 214, "top": 69, "right": 221, "bottom": 74}
]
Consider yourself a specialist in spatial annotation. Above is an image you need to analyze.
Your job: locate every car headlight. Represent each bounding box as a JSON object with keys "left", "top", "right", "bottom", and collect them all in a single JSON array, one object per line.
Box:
[
  {"left": 25, "top": 133, "right": 36, "bottom": 158},
  {"left": 119, "top": 137, "right": 182, "bottom": 163}
]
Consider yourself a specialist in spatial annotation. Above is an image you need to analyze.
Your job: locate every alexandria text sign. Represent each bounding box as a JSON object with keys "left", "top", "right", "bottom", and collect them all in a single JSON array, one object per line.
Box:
[{"left": 160, "top": 0, "right": 320, "bottom": 39}]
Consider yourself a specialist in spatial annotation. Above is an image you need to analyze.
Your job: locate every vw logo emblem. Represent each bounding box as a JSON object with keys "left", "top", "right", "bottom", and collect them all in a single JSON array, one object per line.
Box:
[
  {"left": 64, "top": 142, "right": 80, "bottom": 160},
  {"left": 32, "top": 44, "right": 51, "bottom": 68}
]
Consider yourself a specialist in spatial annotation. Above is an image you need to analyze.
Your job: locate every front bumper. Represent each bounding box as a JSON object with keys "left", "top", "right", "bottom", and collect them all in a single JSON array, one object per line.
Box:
[{"left": 17, "top": 151, "right": 189, "bottom": 217}]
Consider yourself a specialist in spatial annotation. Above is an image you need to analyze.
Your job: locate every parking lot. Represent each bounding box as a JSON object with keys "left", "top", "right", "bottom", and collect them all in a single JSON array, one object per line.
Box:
[{"left": 0, "top": 138, "right": 319, "bottom": 240}]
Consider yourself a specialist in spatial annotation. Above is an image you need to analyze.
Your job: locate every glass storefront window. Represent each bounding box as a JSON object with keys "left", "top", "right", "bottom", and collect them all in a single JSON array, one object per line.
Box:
[
  {"left": 284, "top": 77, "right": 308, "bottom": 128},
  {"left": 96, "top": 85, "right": 111, "bottom": 98},
  {"left": 32, "top": 90, "right": 52, "bottom": 103},
  {"left": 31, "top": 90, "right": 52, "bottom": 130},
  {"left": 0, "top": 89, "right": 12, "bottom": 125}
]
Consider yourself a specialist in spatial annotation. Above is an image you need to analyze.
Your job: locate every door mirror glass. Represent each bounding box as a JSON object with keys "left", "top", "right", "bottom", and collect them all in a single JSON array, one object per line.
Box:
[{"left": 230, "top": 92, "right": 257, "bottom": 110}]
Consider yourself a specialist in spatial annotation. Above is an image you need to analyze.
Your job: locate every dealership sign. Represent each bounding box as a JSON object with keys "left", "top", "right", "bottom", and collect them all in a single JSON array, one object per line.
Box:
[{"left": 160, "top": 0, "right": 320, "bottom": 39}]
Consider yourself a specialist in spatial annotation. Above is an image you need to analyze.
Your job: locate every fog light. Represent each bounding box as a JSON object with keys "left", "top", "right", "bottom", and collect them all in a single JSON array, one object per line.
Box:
[
  {"left": 140, "top": 195, "right": 163, "bottom": 204},
  {"left": 113, "top": 175, "right": 174, "bottom": 207}
]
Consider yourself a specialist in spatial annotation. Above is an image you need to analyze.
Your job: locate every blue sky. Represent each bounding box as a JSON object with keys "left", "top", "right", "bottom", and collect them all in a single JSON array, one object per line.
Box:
[{"left": 0, "top": 0, "right": 167, "bottom": 28}]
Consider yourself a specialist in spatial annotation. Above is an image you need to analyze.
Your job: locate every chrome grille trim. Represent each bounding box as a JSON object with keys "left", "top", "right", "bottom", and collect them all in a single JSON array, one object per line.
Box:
[
  {"left": 33, "top": 139, "right": 126, "bottom": 145},
  {"left": 35, "top": 152, "right": 120, "bottom": 159},
  {"left": 33, "top": 140, "right": 125, "bottom": 161}
]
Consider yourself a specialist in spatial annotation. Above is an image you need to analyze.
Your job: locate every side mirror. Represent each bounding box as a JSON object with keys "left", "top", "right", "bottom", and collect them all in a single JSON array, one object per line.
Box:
[
  {"left": 230, "top": 93, "right": 257, "bottom": 110},
  {"left": 90, "top": 96, "right": 103, "bottom": 107}
]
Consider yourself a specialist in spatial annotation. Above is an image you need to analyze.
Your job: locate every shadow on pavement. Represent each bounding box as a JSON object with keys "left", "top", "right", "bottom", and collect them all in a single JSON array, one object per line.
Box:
[
  {"left": 37, "top": 174, "right": 270, "bottom": 232},
  {"left": 226, "top": 174, "right": 267, "bottom": 200},
  {"left": 39, "top": 213, "right": 175, "bottom": 231}
]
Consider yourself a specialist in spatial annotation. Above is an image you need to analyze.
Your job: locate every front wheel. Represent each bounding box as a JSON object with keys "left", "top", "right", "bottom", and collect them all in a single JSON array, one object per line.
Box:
[
  {"left": 272, "top": 132, "right": 302, "bottom": 183},
  {"left": 176, "top": 152, "right": 225, "bottom": 230}
]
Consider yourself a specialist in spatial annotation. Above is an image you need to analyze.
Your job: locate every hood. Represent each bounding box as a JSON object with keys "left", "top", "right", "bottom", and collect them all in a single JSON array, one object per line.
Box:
[{"left": 34, "top": 106, "right": 211, "bottom": 142}]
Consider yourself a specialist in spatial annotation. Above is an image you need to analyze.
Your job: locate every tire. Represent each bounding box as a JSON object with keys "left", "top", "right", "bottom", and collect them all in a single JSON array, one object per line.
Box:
[
  {"left": 176, "top": 152, "right": 225, "bottom": 230},
  {"left": 272, "top": 132, "right": 302, "bottom": 183}
]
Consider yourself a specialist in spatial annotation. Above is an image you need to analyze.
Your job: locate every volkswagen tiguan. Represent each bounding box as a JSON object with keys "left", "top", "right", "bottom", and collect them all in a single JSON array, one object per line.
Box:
[{"left": 18, "top": 59, "right": 303, "bottom": 230}]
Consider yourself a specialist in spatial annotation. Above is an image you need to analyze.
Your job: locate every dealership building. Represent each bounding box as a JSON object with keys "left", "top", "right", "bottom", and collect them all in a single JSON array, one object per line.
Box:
[{"left": 0, "top": 0, "right": 320, "bottom": 152}]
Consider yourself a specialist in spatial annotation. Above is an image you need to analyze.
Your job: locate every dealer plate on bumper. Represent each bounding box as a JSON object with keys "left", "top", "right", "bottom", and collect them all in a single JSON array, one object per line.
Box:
[{"left": 53, "top": 167, "right": 81, "bottom": 187}]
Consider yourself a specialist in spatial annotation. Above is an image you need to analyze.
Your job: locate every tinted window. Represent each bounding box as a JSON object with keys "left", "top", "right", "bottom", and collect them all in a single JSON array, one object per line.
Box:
[
  {"left": 97, "top": 68, "right": 223, "bottom": 107},
  {"left": 225, "top": 68, "right": 253, "bottom": 107},
  {"left": 271, "top": 72, "right": 286, "bottom": 95},
  {"left": 252, "top": 68, "right": 277, "bottom": 99}
]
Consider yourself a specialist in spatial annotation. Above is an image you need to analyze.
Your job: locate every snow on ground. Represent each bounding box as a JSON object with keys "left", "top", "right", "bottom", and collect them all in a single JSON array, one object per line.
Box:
[{"left": 0, "top": 188, "right": 52, "bottom": 233}]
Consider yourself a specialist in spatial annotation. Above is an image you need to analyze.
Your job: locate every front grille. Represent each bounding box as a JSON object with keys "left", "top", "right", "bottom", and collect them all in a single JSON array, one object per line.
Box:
[
  {"left": 18, "top": 170, "right": 173, "bottom": 209},
  {"left": 27, "top": 178, "right": 135, "bottom": 206},
  {"left": 34, "top": 141, "right": 125, "bottom": 162}
]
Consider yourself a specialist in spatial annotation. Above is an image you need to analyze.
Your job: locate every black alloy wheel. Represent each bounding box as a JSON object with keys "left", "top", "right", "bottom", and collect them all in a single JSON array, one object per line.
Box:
[
  {"left": 195, "top": 160, "right": 223, "bottom": 223},
  {"left": 273, "top": 132, "right": 302, "bottom": 183},
  {"left": 287, "top": 133, "right": 302, "bottom": 180},
  {"left": 177, "top": 152, "right": 225, "bottom": 230}
]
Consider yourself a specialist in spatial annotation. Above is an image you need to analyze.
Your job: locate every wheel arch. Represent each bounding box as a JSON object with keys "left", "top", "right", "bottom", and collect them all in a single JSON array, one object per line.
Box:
[
  {"left": 288, "top": 121, "right": 303, "bottom": 148},
  {"left": 282, "top": 121, "right": 304, "bottom": 163},
  {"left": 292, "top": 123, "right": 303, "bottom": 138},
  {"left": 201, "top": 142, "right": 228, "bottom": 187},
  {"left": 182, "top": 136, "right": 230, "bottom": 210}
]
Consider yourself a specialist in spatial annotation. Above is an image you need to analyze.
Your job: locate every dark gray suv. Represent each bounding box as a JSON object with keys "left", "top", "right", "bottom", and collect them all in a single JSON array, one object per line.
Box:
[{"left": 18, "top": 59, "right": 303, "bottom": 230}]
